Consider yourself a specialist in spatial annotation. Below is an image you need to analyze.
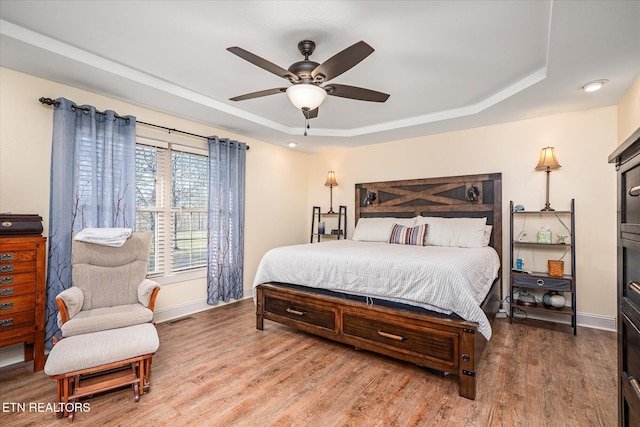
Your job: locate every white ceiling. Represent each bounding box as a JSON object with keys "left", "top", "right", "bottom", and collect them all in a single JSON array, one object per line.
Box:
[{"left": 1, "top": 1, "right": 638, "bottom": 152}]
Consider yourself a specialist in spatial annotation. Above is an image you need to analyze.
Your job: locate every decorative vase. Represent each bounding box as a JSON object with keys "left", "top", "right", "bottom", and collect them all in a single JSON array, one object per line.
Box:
[{"left": 549, "top": 293, "right": 566, "bottom": 308}]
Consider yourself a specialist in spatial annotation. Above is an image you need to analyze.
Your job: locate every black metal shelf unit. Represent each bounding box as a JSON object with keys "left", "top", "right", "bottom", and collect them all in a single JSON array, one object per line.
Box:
[
  {"left": 310, "top": 205, "right": 347, "bottom": 243},
  {"left": 509, "top": 199, "right": 576, "bottom": 334}
]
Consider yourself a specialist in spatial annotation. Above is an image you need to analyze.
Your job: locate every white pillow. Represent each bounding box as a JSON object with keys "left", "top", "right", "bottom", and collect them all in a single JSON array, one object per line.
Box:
[
  {"left": 483, "top": 225, "right": 493, "bottom": 247},
  {"left": 414, "top": 216, "right": 487, "bottom": 248},
  {"left": 352, "top": 217, "right": 416, "bottom": 242}
]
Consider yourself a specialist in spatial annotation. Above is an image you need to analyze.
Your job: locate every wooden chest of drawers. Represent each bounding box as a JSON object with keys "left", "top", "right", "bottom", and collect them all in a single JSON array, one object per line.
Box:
[
  {"left": 609, "top": 128, "right": 640, "bottom": 426},
  {"left": 0, "top": 236, "right": 46, "bottom": 371}
]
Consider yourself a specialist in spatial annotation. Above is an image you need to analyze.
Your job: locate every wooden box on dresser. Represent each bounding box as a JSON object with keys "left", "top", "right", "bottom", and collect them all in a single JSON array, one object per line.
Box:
[
  {"left": 0, "top": 236, "right": 47, "bottom": 371},
  {"left": 609, "top": 128, "right": 640, "bottom": 427}
]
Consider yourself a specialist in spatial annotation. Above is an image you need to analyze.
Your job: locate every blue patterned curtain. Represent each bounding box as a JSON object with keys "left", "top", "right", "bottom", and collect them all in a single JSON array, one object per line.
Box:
[
  {"left": 45, "top": 97, "right": 136, "bottom": 347},
  {"left": 207, "top": 136, "right": 246, "bottom": 304}
]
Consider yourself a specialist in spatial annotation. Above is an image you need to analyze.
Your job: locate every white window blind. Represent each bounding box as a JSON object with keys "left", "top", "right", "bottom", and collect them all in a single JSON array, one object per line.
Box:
[{"left": 135, "top": 140, "right": 208, "bottom": 277}]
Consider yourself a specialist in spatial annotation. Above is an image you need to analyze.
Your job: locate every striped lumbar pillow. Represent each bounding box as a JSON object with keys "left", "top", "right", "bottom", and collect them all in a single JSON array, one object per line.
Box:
[{"left": 388, "top": 223, "right": 428, "bottom": 246}]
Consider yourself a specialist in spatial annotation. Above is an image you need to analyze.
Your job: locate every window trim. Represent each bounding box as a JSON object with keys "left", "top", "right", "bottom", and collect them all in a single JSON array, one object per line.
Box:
[{"left": 153, "top": 267, "right": 206, "bottom": 286}]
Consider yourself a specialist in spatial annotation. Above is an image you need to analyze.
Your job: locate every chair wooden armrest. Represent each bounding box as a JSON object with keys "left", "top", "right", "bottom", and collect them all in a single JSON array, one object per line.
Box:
[
  {"left": 56, "top": 297, "right": 70, "bottom": 325},
  {"left": 147, "top": 287, "right": 160, "bottom": 312}
]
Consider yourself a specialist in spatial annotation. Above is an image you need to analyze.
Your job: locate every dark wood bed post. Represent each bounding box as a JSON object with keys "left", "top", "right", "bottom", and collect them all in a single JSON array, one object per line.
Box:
[
  {"left": 493, "top": 176, "right": 503, "bottom": 298},
  {"left": 256, "top": 287, "right": 264, "bottom": 330},
  {"left": 459, "top": 327, "right": 477, "bottom": 400}
]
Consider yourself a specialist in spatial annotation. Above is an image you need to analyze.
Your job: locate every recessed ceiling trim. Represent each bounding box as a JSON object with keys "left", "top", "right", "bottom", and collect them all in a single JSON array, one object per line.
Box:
[
  {"left": 0, "top": 19, "right": 290, "bottom": 133},
  {"left": 297, "top": 67, "right": 549, "bottom": 138}
]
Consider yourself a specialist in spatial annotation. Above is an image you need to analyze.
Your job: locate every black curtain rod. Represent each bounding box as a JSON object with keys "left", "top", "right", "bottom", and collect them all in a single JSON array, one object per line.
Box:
[{"left": 38, "top": 97, "right": 249, "bottom": 150}]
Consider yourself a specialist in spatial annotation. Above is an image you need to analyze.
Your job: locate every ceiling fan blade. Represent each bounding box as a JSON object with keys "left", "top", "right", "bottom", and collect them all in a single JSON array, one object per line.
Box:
[
  {"left": 302, "top": 107, "right": 319, "bottom": 119},
  {"left": 311, "top": 41, "right": 374, "bottom": 82},
  {"left": 227, "top": 47, "right": 299, "bottom": 81},
  {"left": 229, "top": 88, "right": 287, "bottom": 101},
  {"left": 325, "top": 84, "right": 390, "bottom": 102}
]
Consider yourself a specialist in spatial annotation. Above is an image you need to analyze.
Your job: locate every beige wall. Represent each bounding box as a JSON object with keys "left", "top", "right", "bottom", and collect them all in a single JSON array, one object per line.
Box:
[
  {"left": 617, "top": 73, "right": 640, "bottom": 144},
  {"left": 306, "top": 107, "right": 619, "bottom": 320},
  {"left": 0, "top": 67, "right": 309, "bottom": 313}
]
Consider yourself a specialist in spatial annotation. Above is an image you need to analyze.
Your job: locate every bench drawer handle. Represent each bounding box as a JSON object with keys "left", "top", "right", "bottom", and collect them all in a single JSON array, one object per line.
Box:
[
  {"left": 0, "top": 277, "right": 13, "bottom": 284},
  {"left": 0, "top": 253, "right": 14, "bottom": 261},
  {"left": 0, "top": 302, "right": 13, "bottom": 310},
  {"left": 630, "top": 281, "right": 640, "bottom": 296},
  {"left": 0, "top": 265, "right": 14, "bottom": 273},
  {"left": 0, "top": 288, "right": 13, "bottom": 296},
  {"left": 0, "top": 318, "right": 13, "bottom": 327},
  {"left": 286, "top": 308, "right": 307, "bottom": 316},
  {"left": 378, "top": 330, "right": 407, "bottom": 342},
  {"left": 536, "top": 279, "right": 545, "bottom": 286},
  {"left": 630, "top": 186, "right": 640, "bottom": 197}
]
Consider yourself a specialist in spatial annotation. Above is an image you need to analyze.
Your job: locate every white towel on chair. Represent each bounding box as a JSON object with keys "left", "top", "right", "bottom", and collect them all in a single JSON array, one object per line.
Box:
[{"left": 74, "top": 228, "right": 132, "bottom": 247}]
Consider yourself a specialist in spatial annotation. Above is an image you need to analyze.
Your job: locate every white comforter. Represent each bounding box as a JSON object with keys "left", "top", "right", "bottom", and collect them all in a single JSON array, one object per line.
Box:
[{"left": 252, "top": 240, "right": 500, "bottom": 339}]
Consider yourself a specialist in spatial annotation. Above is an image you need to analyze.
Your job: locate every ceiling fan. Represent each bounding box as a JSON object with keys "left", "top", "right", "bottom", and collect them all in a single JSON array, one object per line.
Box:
[{"left": 227, "top": 40, "right": 390, "bottom": 120}]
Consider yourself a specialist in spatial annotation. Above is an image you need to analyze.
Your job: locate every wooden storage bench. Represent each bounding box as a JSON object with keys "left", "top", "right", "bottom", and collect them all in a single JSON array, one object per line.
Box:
[{"left": 44, "top": 323, "right": 159, "bottom": 421}]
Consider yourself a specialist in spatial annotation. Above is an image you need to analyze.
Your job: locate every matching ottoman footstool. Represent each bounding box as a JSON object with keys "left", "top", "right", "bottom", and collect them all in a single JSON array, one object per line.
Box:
[{"left": 44, "top": 323, "right": 159, "bottom": 421}]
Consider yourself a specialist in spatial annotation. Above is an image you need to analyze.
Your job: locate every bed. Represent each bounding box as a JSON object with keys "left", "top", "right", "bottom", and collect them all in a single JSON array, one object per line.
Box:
[{"left": 253, "top": 173, "right": 502, "bottom": 400}]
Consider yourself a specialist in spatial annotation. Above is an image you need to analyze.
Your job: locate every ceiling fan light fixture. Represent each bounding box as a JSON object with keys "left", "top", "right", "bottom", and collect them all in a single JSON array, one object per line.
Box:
[{"left": 286, "top": 84, "right": 327, "bottom": 110}]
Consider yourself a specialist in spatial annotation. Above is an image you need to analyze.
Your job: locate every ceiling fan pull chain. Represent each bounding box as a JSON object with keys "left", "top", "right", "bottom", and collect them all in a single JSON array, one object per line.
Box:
[{"left": 303, "top": 110, "right": 311, "bottom": 136}]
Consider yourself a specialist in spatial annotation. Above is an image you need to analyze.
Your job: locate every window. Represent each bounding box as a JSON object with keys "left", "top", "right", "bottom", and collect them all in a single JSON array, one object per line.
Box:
[{"left": 135, "top": 140, "right": 208, "bottom": 276}]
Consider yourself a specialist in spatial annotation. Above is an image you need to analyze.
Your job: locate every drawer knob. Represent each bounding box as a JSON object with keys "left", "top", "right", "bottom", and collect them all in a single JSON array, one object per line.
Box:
[
  {"left": 0, "top": 318, "right": 13, "bottom": 327},
  {"left": 0, "top": 277, "right": 13, "bottom": 284},
  {"left": 0, "top": 253, "right": 14, "bottom": 261},
  {"left": 536, "top": 279, "right": 545, "bottom": 286},
  {"left": 630, "top": 281, "right": 640, "bottom": 296},
  {"left": 0, "top": 265, "right": 14, "bottom": 273},
  {"left": 286, "top": 308, "right": 307, "bottom": 317},
  {"left": 629, "top": 185, "right": 640, "bottom": 197},
  {"left": 0, "top": 302, "right": 13, "bottom": 310},
  {"left": 0, "top": 288, "right": 13, "bottom": 296},
  {"left": 377, "top": 330, "right": 407, "bottom": 342}
]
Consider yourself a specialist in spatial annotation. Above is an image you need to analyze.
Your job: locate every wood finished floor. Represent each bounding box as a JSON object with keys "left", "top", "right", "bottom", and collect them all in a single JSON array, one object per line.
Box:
[{"left": 0, "top": 298, "right": 616, "bottom": 426}]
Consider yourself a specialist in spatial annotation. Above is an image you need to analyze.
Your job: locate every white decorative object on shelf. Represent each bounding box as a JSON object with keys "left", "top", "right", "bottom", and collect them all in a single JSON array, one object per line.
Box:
[{"left": 549, "top": 293, "right": 566, "bottom": 308}]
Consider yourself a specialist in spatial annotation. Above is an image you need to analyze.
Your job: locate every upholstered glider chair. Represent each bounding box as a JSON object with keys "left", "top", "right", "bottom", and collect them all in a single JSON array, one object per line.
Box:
[{"left": 55, "top": 232, "right": 160, "bottom": 338}]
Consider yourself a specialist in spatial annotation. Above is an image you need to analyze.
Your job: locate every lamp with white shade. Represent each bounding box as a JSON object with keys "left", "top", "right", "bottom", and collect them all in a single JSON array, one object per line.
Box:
[
  {"left": 325, "top": 171, "right": 338, "bottom": 214},
  {"left": 535, "top": 147, "right": 561, "bottom": 211}
]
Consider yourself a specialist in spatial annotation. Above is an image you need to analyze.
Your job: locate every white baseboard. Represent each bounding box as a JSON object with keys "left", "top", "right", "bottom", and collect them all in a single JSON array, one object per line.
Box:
[
  {"left": 511, "top": 309, "right": 616, "bottom": 332},
  {"left": 153, "top": 295, "right": 252, "bottom": 324},
  {"left": 577, "top": 312, "right": 616, "bottom": 331},
  {"left": 0, "top": 344, "right": 26, "bottom": 368}
]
